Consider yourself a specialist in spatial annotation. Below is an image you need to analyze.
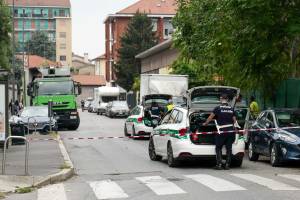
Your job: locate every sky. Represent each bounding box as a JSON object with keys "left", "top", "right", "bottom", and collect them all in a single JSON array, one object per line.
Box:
[{"left": 71, "top": 0, "right": 138, "bottom": 59}]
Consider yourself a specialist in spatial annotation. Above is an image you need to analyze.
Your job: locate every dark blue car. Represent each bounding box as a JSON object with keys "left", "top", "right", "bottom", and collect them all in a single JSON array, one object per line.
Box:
[{"left": 248, "top": 109, "right": 300, "bottom": 166}]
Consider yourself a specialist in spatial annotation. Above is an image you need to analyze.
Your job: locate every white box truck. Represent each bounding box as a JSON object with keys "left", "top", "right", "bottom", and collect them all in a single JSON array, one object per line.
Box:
[{"left": 140, "top": 74, "right": 188, "bottom": 105}]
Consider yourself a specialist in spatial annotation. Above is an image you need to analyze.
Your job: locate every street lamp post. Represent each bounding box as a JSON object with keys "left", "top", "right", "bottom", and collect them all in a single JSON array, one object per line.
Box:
[{"left": 11, "top": 0, "right": 16, "bottom": 104}]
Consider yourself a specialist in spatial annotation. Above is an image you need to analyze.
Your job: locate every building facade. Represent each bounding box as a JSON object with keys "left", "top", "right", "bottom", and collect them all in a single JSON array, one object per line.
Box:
[
  {"left": 104, "top": 0, "right": 177, "bottom": 82},
  {"left": 6, "top": 0, "right": 72, "bottom": 66},
  {"left": 136, "top": 38, "right": 178, "bottom": 74},
  {"left": 92, "top": 54, "right": 106, "bottom": 78},
  {"left": 72, "top": 53, "right": 96, "bottom": 75}
]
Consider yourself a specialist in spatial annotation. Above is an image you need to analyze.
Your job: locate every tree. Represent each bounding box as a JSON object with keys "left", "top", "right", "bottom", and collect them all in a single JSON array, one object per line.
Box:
[
  {"left": 0, "top": 0, "right": 11, "bottom": 70},
  {"left": 25, "top": 31, "right": 56, "bottom": 61},
  {"left": 173, "top": 0, "right": 300, "bottom": 97},
  {"left": 115, "top": 12, "right": 157, "bottom": 91}
]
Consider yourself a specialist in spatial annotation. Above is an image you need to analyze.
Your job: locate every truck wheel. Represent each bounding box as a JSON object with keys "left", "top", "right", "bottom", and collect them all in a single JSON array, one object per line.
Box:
[{"left": 68, "top": 120, "right": 80, "bottom": 130}]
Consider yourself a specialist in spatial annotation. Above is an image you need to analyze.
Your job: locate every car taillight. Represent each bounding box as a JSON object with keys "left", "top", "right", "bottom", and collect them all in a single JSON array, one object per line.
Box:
[
  {"left": 179, "top": 128, "right": 187, "bottom": 136},
  {"left": 137, "top": 117, "right": 143, "bottom": 123},
  {"left": 191, "top": 132, "right": 199, "bottom": 141}
]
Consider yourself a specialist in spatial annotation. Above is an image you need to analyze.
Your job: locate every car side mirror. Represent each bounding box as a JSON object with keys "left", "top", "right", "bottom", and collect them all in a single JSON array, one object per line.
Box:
[{"left": 152, "top": 119, "right": 159, "bottom": 128}]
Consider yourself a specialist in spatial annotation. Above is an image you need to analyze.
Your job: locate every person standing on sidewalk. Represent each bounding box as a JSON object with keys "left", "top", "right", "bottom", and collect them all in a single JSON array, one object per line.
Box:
[{"left": 202, "top": 94, "right": 237, "bottom": 170}]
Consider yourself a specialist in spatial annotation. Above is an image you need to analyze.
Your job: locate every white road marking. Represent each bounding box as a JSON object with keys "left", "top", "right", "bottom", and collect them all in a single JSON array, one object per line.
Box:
[
  {"left": 38, "top": 183, "right": 67, "bottom": 200},
  {"left": 89, "top": 180, "right": 129, "bottom": 199},
  {"left": 185, "top": 174, "right": 246, "bottom": 192},
  {"left": 279, "top": 174, "right": 300, "bottom": 183},
  {"left": 232, "top": 174, "right": 299, "bottom": 190},
  {"left": 136, "top": 176, "right": 186, "bottom": 195}
]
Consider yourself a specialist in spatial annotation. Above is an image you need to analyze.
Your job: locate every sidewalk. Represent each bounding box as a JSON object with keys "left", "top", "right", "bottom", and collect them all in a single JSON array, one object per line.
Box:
[{"left": 0, "top": 134, "right": 73, "bottom": 194}]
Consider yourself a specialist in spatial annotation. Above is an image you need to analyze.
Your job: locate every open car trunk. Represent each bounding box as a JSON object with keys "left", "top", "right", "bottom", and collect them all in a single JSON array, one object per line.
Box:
[{"left": 187, "top": 86, "right": 242, "bottom": 144}]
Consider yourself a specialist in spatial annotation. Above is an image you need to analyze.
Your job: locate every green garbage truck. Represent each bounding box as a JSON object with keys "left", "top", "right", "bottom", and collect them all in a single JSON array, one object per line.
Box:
[{"left": 27, "top": 67, "right": 81, "bottom": 130}]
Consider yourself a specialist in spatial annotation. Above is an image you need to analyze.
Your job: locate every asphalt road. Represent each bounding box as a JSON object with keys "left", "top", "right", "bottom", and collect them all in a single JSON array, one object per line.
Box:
[{"left": 6, "top": 110, "right": 300, "bottom": 200}]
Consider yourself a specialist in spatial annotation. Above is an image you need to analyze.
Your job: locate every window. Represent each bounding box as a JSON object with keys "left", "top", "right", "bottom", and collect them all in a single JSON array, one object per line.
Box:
[
  {"left": 169, "top": 110, "right": 179, "bottom": 124},
  {"left": 176, "top": 111, "right": 183, "bottom": 124},
  {"left": 36, "top": 20, "right": 40, "bottom": 30},
  {"left": 59, "top": 32, "right": 66, "bottom": 38},
  {"left": 151, "top": 19, "right": 158, "bottom": 32},
  {"left": 60, "top": 43, "right": 66, "bottom": 49},
  {"left": 60, "top": 55, "right": 66, "bottom": 61},
  {"left": 163, "top": 19, "right": 174, "bottom": 39},
  {"left": 161, "top": 112, "right": 172, "bottom": 124},
  {"left": 59, "top": 9, "right": 65, "bottom": 17},
  {"left": 44, "top": 21, "right": 48, "bottom": 29},
  {"left": 25, "top": 20, "right": 31, "bottom": 29}
]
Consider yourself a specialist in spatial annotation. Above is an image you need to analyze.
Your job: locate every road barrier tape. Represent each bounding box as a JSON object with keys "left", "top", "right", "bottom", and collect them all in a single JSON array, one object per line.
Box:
[
  {"left": 24, "top": 126, "right": 300, "bottom": 141},
  {"left": 194, "top": 125, "right": 300, "bottom": 135}
]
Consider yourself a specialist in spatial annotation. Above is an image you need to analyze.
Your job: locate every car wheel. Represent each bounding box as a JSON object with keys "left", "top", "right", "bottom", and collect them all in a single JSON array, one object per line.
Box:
[
  {"left": 149, "top": 138, "right": 162, "bottom": 161},
  {"left": 167, "top": 142, "right": 179, "bottom": 167},
  {"left": 270, "top": 144, "right": 281, "bottom": 167},
  {"left": 248, "top": 141, "right": 259, "bottom": 161},
  {"left": 132, "top": 126, "right": 136, "bottom": 136},
  {"left": 124, "top": 124, "right": 129, "bottom": 137}
]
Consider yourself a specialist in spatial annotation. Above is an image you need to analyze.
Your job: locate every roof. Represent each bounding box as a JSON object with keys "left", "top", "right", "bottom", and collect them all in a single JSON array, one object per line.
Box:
[
  {"left": 136, "top": 38, "right": 173, "bottom": 59},
  {"left": 72, "top": 75, "right": 106, "bottom": 86},
  {"left": 5, "top": 0, "right": 71, "bottom": 7},
  {"left": 117, "top": 0, "right": 177, "bottom": 15},
  {"left": 92, "top": 54, "right": 106, "bottom": 61},
  {"left": 17, "top": 55, "right": 61, "bottom": 69}
]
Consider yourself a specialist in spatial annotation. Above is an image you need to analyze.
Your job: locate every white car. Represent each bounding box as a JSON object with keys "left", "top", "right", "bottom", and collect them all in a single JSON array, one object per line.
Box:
[
  {"left": 124, "top": 94, "right": 171, "bottom": 137},
  {"left": 148, "top": 86, "right": 247, "bottom": 167}
]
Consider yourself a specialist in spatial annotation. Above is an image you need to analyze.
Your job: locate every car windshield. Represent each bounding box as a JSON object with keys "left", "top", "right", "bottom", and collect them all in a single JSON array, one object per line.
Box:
[
  {"left": 192, "top": 96, "right": 220, "bottom": 103},
  {"left": 173, "top": 96, "right": 186, "bottom": 106},
  {"left": 276, "top": 111, "right": 300, "bottom": 127},
  {"left": 112, "top": 101, "right": 128, "bottom": 107},
  {"left": 38, "top": 81, "right": 73, "bottom": 95},
  {"left": 102, "top": 96, "right": 118, "bottom": 103},
  {"left": 21, "top": 107, "right": 48, "bottom": 117},
  {"left": 145, "top": 99, "right": 168, "bottom": 107}
]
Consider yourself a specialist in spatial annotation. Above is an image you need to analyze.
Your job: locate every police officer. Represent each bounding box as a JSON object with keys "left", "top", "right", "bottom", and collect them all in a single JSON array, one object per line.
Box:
[{"left": 203, "top": 94, "right": 237, "bottom": 170}]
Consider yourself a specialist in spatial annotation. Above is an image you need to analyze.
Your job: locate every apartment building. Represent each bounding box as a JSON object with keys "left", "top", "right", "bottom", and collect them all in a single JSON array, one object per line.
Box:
[
  {"left": 104, "top": 0, "right": 177, "bottom": 82},
  {"left": 6, "top": 0, "right": 72, "bottom": 66}
]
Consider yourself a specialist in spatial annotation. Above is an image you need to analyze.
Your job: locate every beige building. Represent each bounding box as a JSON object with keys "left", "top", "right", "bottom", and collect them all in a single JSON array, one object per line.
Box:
[
  {"left": 136, "top": 39, "right": 178, "bottom": 74},
  {"left": 56, "top": 17, "right": 72, "bottom": 66},
  {"left": 72, "top": 53, "right": 96, "bottom": 75},
  {"left": 92, "top": 54, "right": 106, "bottom": 78}
]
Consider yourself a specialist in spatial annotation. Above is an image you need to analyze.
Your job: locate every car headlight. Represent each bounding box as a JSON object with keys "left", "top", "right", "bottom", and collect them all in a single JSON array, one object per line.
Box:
[{"left": 278, "top": 133, "right": 297, "bottom": 143}]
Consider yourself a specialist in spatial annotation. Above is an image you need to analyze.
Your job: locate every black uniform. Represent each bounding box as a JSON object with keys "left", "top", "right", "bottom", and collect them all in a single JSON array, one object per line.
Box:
[{"left": 213, "top": 103, "right": 236, "bottom": 167}]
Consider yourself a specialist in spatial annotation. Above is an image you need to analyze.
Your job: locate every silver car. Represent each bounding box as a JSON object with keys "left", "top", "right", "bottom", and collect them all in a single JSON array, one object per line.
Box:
[
  {"left": 106, "top": 101, "right": 130, "bottom": 118},
  {"left": 10, "top": 106, "right": 58, "bottom": 134}
]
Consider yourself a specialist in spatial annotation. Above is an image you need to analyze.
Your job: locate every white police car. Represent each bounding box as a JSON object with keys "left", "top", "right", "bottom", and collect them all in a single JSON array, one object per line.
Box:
[
  {"left": 124, "top": 94, "right": 171, "bottom": 138},
  {"left": 148, "top": 86, "right": 247, "bottom": 167}
]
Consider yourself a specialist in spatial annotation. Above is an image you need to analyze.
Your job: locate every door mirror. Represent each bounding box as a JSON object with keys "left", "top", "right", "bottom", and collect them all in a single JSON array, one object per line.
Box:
[{"left": 152, "top": 119, "right": 159, "bottom": 128}]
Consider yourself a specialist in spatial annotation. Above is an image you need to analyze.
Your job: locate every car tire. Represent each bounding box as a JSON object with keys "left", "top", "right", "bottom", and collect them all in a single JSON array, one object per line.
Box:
[
  {"left": 248, "top": 141, "right": 259, "bottom": 161},
  {"left": 149, "top": 138, "right": 162, "bottom": 161},
  {"left": 167, "top": 142, "right": 179, "bottom": 167},
  {"left": 270, "top": 144, "right": 281, "bottom": 167},
  {"left": 124, "top": 125, "right": 129, "bottom": 137},
  {"left": 132, "top": 126, "right": 136, "bottom": 137}
]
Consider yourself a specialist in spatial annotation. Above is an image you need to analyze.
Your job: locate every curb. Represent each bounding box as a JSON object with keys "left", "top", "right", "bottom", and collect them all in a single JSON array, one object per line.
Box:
[{"left": 33, "top": 134, "right": 75, "bottom": 188}]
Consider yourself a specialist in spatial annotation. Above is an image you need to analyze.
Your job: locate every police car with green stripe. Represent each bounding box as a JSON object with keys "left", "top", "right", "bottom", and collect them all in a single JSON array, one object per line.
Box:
[
  {"left": 148, "top": 86, "right": 248, "bottom": 167},
  {"left": 124, "top": 94, "right": 171, "bottom": 138}
]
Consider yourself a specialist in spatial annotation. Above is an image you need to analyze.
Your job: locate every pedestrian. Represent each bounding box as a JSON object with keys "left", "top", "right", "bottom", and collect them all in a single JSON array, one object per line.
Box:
[
  {"left": 167, "top": 99, "right": 175, "bottom": 112},
  {"left": 8, "top": 100, "right": 13, "bottom": 115},
  {"left": 14, "top": 100, "right": 19, "bottom": 115},
  {"left": 249, "top": 96, "right": 260, "bottom": 119},
  {"left": 81, "top": 100, "right": 85, "bottom": 112},
  {"left": 202, "top": 94, "right": 238, "bottom": 170}
]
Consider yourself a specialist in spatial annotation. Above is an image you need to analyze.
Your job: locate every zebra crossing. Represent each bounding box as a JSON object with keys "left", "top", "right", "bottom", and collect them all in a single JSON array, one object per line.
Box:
[{"left": 30, "top": 173, "right": 300, "bottom": 200}]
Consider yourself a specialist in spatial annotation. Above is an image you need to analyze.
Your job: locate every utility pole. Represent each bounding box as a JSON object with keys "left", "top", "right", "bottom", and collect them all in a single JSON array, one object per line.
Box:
[{"left": 11, "top": 0, "right": 16, "bottom": 103}]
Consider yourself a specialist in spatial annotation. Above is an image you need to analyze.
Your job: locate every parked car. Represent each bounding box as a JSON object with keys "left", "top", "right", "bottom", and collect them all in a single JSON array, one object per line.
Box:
[
  {"left": 9, "top": 106, "right": 58, "bottom": 135},
  {"left": 84, "top": 97, "right": 93, "bottom": 110},
  {"left": 106, "top": 101, "right": 130, "bottom": 118},
  {"left": 248, "top": 108, "right": 300, "bottom": 166},
  {"left": 148, "top": 86, "right": 247, "bottom": 167},
  {"left": 124, "top": 94, "right": 171, "bottom": 137},
  {"left": 88, "top": 100, "right": 98, "bottom": 113}
]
